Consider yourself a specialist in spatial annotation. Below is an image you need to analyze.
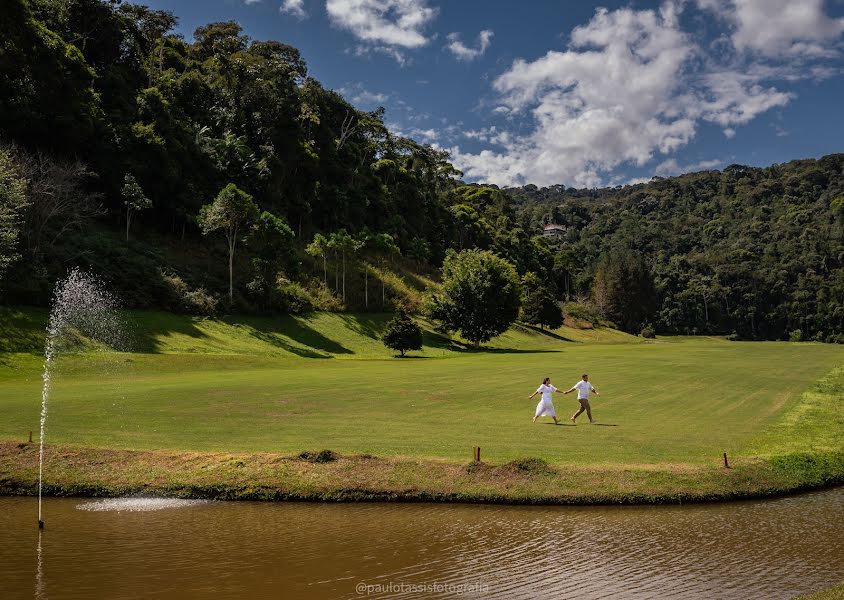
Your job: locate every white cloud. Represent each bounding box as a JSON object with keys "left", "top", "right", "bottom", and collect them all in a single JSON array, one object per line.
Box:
[
  {"left": 449, "top": 0, "right": 834, "bottom": 187},
  {"left": 451, "top": 4, "right": 700, "bottom": 187},
  {"left": 445, "top": 29, "right": 494, "bottom": 61},
  {"left": 281, "top": 0, "right": 306, "bottom": 18},
  {"left": 338, "top": 83, "right": 389, "bottom": 107},
  {"left": 654, "top": 158, "right": 722, "bottom": 176},
  {"left": 327, "top": 0, "right": 437, "bottom": 53},
  {"left": 244, "top": 0, "right": 262, "bottom": 5},
  {"left": 697, "top": 0, "right": 844, "bottom": 57},
  {"left": 350, "top": 44, "right": 411, "bottom": 66}
]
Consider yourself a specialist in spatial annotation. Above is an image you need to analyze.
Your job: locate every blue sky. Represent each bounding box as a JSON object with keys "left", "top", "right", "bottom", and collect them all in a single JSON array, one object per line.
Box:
[{"left": 144, "top": 0, "right": 844, "bottom": 188}]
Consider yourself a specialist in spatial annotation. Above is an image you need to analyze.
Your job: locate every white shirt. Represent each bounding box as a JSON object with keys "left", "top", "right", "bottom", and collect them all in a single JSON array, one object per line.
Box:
[
  {"left": 537, "top": 384, "right": 557, "bottom": 402},
  {"left": 574, "top": 380, "right": 594, "bottom": 400}
]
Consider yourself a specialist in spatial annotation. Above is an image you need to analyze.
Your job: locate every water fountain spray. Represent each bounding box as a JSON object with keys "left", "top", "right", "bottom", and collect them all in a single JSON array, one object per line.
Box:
[{"left": 38, "top": 268, "right": 121, "bottom": 529}]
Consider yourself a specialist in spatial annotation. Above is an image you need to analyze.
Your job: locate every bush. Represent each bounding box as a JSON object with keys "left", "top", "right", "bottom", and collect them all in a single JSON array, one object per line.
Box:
[
  {"left": 497, "top": 457, "right": 553, "bottom": 476},
  {"left": 789, "top": 329, "right": 803, "bottom": 342},
  {"left": 298, "top": 449, "right": 338, "bottom": 463},
  {"left": 726, "top": 331, "right": 740, "bottom": 342},
  {"left": 563, "top": 301, "right": 600, "bottom": 326},
  {"left": 827, "top": 333, "right": 844, "bottom": 344},
  {"left": 161, "top": 272, "right": 219, "bottom": 316},
  {"left": 382, "top": 308, "right": 423, "bottom": 357},
  {"left": 641, "top": 324, "right": 656, "bottom": 339}
]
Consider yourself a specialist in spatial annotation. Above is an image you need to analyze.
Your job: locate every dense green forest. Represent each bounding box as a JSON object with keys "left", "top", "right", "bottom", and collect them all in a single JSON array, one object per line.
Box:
[
  {"left": 511, "top": 158, "right": 844, "bottom": 340},
  {"left": 1, "top": 0, "right": 843, "bottom": 342}
]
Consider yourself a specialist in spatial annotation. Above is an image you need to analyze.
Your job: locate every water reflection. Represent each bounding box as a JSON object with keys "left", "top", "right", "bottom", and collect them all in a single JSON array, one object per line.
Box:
[{"left": 2, "top": 489, "right": 843, "bottom": 599}]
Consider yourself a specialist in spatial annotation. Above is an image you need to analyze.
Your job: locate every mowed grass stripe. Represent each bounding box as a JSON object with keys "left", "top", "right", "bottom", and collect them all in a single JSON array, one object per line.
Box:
[{"left": 1, "top": 338, "right": 841, "bottom": 466}]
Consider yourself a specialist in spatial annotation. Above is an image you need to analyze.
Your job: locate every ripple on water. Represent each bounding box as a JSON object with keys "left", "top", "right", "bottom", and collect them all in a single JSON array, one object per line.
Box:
[{"left": 76, "top": 498, "right": 209, "bottom": 512}]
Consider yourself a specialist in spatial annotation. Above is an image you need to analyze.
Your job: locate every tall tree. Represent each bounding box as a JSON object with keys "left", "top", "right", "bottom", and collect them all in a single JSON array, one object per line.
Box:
[
  {"left": 328, "top": 229, "right": 355, "bottom": 303},
  {"left": 121, "top": 173, "right": 152, "bottom": 242},
  {"left": 197, "top": 183, "right": 259, "bottom": 303},
  {"left": 306, "top": 232, "right": 330, "bottom": 287},
  {"left": 592, "top": 249, "right": 655, "bottom": 333},
  {"left": 428, "top": 249, "right": 522, "bottom": 347},
  {"left": 0, "top": 144, "right": 29, "bottom": 282}
]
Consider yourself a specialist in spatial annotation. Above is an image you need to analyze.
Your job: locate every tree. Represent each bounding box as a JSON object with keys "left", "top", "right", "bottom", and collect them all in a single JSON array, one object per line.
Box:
[
  {"left": 538, "top": 295, "right": 564, "bottom": 330},
  {"left": 553, "top": 248, "right": 579, "bottom": 300},
  {"left": 382, "top": 308, "right": 423, "bottom": 357},
  {"left": 247, "top": 210, "right": 295, "bottom": 302},
  {"left": 15, "top": 150, "right": 102, "bottom": 256},
  {"left": 428, "top": 249, "right": 522, "bottom": 347},
  {"left": 521, "top": 272, "right": 545, "bottom": 325},
  {"left": 521, "top": 272, "right": 563, "bottom": 330},
  {"left": 306, "top": 233, "right": 330, "bottom": 286},
  {"left": 360, "top": 231, "right": 401, "bottom": 309},
  {"left": 121, "top": 173, "right": 152, "bottom": 242},
  {"left": 197, "top": 183, "right": 259, "bottom": 303},
  {"left": 592, "top": 249, "right": 655, "bottom": 333},
  {"left": 0, "top": 144, "right": 29, "bottom": 281},
  {"left": 328, "top": 229, "right": 356, "bottom": 303}
]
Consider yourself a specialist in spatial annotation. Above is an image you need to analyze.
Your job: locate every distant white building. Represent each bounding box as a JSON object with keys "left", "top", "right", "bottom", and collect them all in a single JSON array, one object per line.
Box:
[{"left": 542, "top": 224, "right": 567, "bottom": 239}]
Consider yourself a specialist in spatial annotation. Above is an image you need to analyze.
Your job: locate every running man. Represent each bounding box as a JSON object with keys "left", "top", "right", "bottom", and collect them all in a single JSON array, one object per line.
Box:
[{"left": 564, "top": 373, "right": 600, "bottom": 423}]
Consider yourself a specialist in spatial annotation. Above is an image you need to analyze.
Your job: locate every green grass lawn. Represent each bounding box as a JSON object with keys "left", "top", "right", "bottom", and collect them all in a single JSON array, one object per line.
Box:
[{"left": 1, "top": 307, "right": 841, "bottom": 467}]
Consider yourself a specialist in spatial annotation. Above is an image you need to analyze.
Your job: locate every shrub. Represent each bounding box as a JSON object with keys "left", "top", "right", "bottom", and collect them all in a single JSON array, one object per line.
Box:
[
  {"left": 298, "top": 449, "right": 338, "bottom": 463},
  {"left": 789, "top": 329, "right": 803, "bottom": 342},
  {"left": 641, "top": 324, "right": 656, "bottom": 339},
  {"left": 161, "top": 272, "right": 219, "bottom": 316},
  {"left": 563, "top": 301, "right": 600, "bottom": 325},
  {"left": 497, "top": 457, "right": 553, "bottom": 476},
  {"left": 382, "top": 308, "right": 423, "bottom": 357},
  {"left": 726, "top": 331, "right": 740, "bottom": 341}
]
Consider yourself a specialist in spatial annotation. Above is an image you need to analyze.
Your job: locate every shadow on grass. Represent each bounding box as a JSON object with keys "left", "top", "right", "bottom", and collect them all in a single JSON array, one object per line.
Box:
[
  {"left": 128, "top": 311, "right": 208, "bottom": 353},
  {"left": 129, "top": 311, "right": 354, "bottom": 356},
  {"left": 0, "top": 307, "right": 50, "bottom": 353},
  {"left": 592, "top": 423, "right": 619, "bottom": 427},
  {"left": 336, "top": 313, "right": 388, "bottom": 341},
  {"left": 519, "top": 323, "right": 577, "bottom": 343},
  {"left": 255, "top": 315, "right": 353, "bottom": 355}
]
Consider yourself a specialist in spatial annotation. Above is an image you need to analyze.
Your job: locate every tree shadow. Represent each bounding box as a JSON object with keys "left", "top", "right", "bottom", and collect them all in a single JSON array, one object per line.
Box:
[
  {"left": 422, "top": 328, "right": 470, "bottom": 352},
  {"left": 335, "top": 313, "right": 387, "bottom": 341},
  {"left": 128, "top": 311, "right": 209, "bottom": 353},
  {"left": 0, "top": 307, "right": 51, "bottom": 353},
  {"left": 519, "top": 323, "right": 577, "bottom": 343},
  {"left": 235, "top": 314, "right": 353, "bottom": 355}
]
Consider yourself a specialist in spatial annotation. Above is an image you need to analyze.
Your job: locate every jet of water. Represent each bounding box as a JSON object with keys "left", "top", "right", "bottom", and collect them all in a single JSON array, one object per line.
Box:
[{"left": 38, "top": 268, "right": 122, "bottom": 528}]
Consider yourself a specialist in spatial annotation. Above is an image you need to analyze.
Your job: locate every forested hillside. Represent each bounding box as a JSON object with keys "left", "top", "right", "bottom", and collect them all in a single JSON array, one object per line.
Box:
[
  {"left": 511, "top": 157, "right": 844, "bottom": 340},
  {"left": 1, "top": 0, "right": 843, "bottom": 342},
  {"left": 0, "top": 0, "right": 545, "bottom": 314}
]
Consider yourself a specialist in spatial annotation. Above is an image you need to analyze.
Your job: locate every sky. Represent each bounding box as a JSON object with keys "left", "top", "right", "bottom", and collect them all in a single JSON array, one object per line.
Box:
[{"left": 142, "top": 0, "right": 844, "bottom": 188}]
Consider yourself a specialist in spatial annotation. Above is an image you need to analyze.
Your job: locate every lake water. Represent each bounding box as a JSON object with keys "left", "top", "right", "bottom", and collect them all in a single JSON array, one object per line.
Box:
[{"left": 2, "top": 489, "right": 843, "bottom": 599}]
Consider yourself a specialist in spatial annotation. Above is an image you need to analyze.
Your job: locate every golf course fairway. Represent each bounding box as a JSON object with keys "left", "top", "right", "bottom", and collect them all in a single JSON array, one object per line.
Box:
[{"left": 1, "top": 309, "right": 843, "bottom": 504}]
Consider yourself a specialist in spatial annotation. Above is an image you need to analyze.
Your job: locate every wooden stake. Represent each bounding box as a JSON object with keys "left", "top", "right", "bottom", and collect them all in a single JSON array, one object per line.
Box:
[
  {"left": 472, "top": 447, "right": 481, "bottom": 462},
  {"left": 29, "top": 431, "right": 33, "bottom": 443},
  {"left": 723, "top": 452, "right": 730, "bottom": 469}
]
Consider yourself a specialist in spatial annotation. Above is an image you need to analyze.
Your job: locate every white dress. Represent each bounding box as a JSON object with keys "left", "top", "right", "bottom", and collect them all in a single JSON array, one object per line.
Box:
[{"left": 535, "top": 384, "right": 557, "bottom": 417}]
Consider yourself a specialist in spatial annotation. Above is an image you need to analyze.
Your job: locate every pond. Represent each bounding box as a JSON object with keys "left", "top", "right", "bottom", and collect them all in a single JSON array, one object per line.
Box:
[{"left": 2, "top": 489, "right": 843, "bottom": 599}]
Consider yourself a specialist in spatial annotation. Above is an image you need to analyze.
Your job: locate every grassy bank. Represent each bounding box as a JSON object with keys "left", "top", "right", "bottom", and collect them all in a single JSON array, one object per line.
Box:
[
  {"left": 1, "top": 308, "right": 843, "bottom": 503},
  {"left": 795, "top": 582, "right": 844, "bottom": 600}
]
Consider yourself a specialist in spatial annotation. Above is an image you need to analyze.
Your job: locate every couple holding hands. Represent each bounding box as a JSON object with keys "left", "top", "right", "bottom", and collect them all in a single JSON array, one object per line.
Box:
[{"left": 529, "top": 374, "right": 600, "bottom": 425}]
